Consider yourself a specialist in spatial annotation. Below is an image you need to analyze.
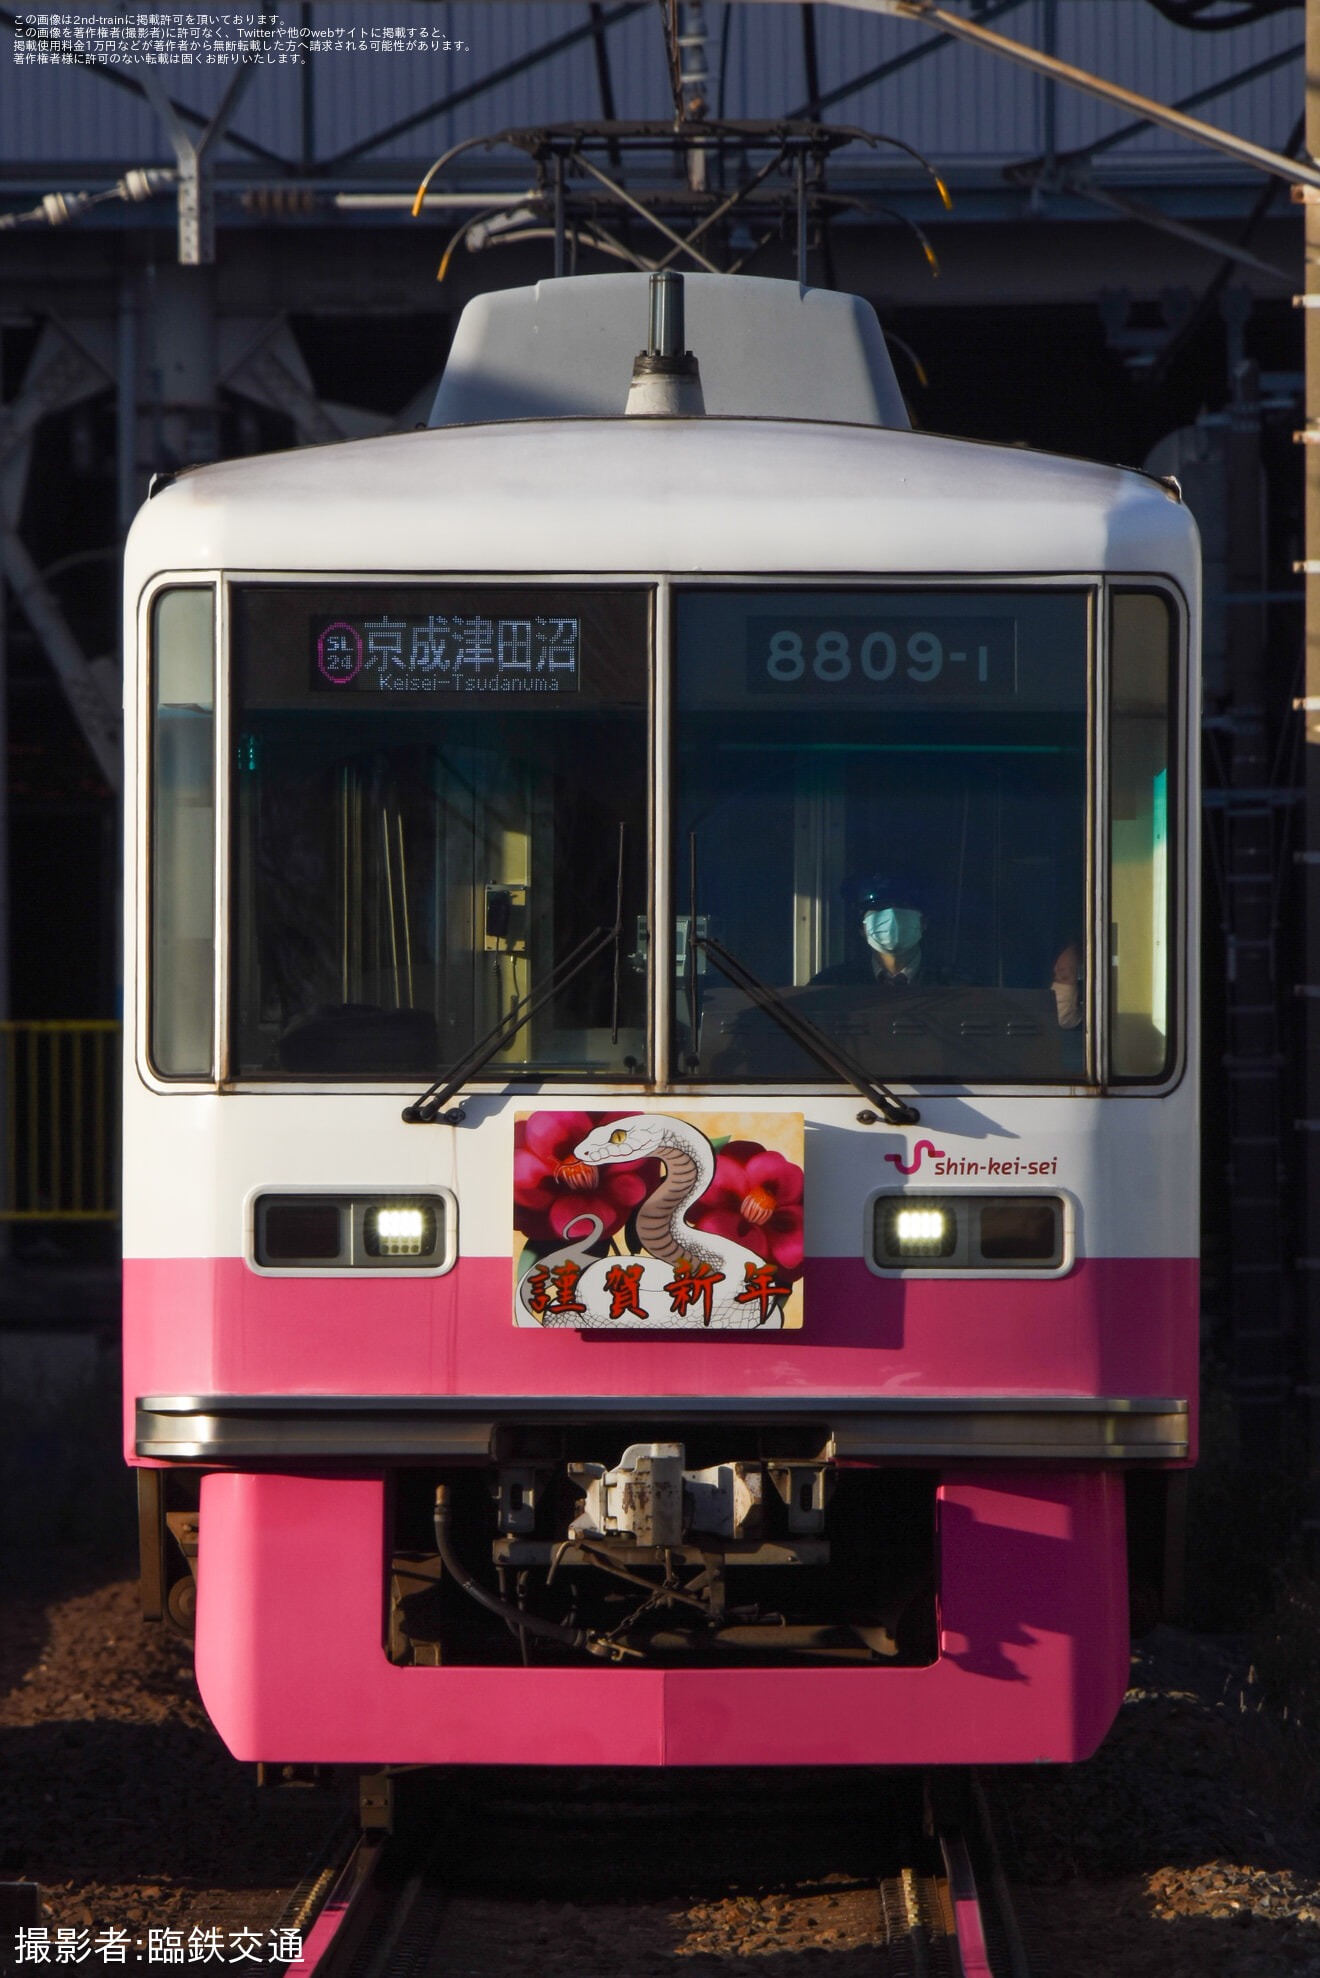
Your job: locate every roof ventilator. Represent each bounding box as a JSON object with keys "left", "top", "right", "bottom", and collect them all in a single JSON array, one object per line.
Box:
[{"left": 625, "top": 271, "right": 705, "bottom": 418}]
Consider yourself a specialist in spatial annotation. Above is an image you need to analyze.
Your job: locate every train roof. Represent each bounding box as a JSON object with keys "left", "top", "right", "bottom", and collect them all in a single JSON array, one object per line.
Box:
[
  {"left": 428, "top": 274, "right": 911, "bottom": 430},
  {"left": 127, "top": 274, "right": 1196, "bottom": 593},
  {"left": 126, "top": 416, "right": 1198, "bottom": 592}
]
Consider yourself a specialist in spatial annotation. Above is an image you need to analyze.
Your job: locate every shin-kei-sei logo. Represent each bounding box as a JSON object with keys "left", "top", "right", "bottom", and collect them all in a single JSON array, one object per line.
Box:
[
  {"left": 884, "top": 1140, "right": 947, "bottom": 1176},
  {"left": 885, "top": 1142, "right": 1062, "bottom": 1180}
]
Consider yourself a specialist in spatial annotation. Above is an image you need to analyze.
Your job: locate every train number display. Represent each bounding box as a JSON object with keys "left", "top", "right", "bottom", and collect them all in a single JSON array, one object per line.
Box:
[{"left": 747, "top": 617, "right": 1015, "bottom": 698}]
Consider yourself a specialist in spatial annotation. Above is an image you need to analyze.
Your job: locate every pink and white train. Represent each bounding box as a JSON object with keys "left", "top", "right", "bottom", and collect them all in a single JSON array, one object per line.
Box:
[{"left": 124, "top": 271, "right": 1197, "bottom": 1769}]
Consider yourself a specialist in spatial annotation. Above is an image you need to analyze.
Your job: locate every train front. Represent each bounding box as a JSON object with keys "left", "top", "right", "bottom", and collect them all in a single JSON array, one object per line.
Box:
[{"left": 123, "top": 273, "right": 1198, "bottom": 1768}]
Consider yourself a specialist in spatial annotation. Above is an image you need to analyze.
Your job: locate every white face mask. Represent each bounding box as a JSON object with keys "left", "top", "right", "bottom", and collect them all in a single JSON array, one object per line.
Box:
[{"left": 863, "top": 907, "right": 924, "bottom": 956}]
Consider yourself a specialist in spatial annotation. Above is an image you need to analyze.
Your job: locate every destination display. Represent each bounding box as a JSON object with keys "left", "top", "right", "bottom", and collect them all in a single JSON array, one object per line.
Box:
[
  {"left": 746, "top": 616, "right": 1016, "bottom": 698},
  {"left": 310, "top": 612, "right": 581, "bottom": 695}
]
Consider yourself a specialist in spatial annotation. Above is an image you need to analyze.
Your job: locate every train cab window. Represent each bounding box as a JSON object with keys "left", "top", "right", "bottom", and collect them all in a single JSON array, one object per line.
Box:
[
  {"left": 229, "top": 586, "right": 650, "bottom": 1081},
  {"left": 672, "top": 588, "right": 1090, "bottom": 1085},
  {"left": 150, "top": 587, "right": 215, "bottom": 1078},
  {"left": 1108, "top": 590, "right": 1176, "bottom": 1082}
]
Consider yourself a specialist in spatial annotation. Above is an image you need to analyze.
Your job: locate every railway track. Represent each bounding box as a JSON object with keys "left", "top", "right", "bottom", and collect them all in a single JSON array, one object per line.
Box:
[{"left": 285, "top": 1768, "right": 1034, "bottom": 1977}]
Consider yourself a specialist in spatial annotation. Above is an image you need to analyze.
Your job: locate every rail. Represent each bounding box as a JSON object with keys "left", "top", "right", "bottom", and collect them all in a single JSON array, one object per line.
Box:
[
  {"left": 295, "top": 1768, "right": 1033, "bottom": 1977},
  {"left": 0, "top": 1020, "right": 121, "bottom": 1221}
]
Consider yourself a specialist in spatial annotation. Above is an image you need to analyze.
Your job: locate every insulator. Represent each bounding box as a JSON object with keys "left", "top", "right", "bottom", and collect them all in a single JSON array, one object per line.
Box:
[
  {"left": 42, "top": 192, "right": 92, "bottom": 226},
  {"left": 119, "top": 169, "right": 175, "bottom": 204}
]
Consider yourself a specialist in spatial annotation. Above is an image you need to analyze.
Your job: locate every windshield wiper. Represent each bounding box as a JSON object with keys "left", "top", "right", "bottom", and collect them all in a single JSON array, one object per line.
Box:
[
  {"left": 404, "top": 828, "right": 627, "bottom": 1125},
  {"left": 693, "top": 932, "right": 920, "bottom": 1128},
  {"left": 403, "top": 922, "right": 620, "bottom": 1123}
]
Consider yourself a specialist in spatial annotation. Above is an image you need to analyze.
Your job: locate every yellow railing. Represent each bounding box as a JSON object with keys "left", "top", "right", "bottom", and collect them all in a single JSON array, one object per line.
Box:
[{"left": 0, "top": 1021, "right": 121, "bottom": 1221}]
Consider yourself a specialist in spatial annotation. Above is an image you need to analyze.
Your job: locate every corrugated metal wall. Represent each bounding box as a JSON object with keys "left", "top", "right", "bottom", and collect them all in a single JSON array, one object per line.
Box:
[
  {"left": 0, "top": 1, "right": 1304, "bottom": 176},
  {"left": 789, "top": 2, "right": 1301, "bottom": 162}
]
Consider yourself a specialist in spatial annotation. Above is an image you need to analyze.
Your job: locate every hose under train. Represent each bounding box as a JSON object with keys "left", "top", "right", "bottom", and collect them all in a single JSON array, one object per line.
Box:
[{"left": 432, "top": 1486, "right": 590, "bottom": 1652}]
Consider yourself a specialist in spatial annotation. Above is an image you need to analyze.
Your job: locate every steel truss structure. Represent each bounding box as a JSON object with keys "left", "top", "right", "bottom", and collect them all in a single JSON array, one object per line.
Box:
[{"left": 0, "top": 2, "right": 1305, "bottom": 236}]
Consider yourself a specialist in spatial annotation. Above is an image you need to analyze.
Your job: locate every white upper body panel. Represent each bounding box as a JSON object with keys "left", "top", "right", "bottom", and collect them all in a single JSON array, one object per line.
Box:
[
  {"left": 124, "top": 416, "right": 1197, "bottom": 593},
  {"left": 122, "top": 1088, "right": 1197, "bottom": 1263},
  {"left": 121, "top": 360, "right": 1200, "bottom": 1267}
]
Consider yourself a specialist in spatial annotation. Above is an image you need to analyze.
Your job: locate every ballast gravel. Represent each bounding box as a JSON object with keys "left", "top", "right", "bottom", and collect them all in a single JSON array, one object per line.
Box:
[
  {"left": 0, "top": 1559, "right": 345, "bottom": 1958},
  {"left": 4, "top": 1561, "right": 1320, "bottom": 1973},
  {"left": 998, "top": 1626, "right": 1320, "bottom": 1976}
]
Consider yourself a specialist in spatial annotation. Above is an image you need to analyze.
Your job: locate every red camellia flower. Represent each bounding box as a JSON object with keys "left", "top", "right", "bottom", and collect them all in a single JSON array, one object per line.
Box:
[
  {"left": 514, "top": 1111, "right": 656, "bottom": 1247},
  {"left": 688, "top": 1140, "right": 804, "bottom": 1277}
]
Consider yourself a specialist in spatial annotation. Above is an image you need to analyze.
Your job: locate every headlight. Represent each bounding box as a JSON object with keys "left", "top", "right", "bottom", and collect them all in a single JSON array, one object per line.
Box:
[
  {"left": 874, "top": 1195, "right": 1064, "bottom": 1271},
  {"left": 891, "top": 1206, "right": 953, "bottom": 1255},
  {"left": 363, "top": 1204, "right": 436, "bottom": 1259},
  {"left": 255, "top": 1194, "right": 445, "bottom": 1268}
]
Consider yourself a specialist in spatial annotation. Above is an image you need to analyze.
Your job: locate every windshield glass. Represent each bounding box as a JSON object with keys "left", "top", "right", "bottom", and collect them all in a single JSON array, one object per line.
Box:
[
  {"left": 231, "top": 585, "right": 650, "bottom": 1080},
  {"left": 673, "top": 588, "right": 1090, "bottom": 1084}
]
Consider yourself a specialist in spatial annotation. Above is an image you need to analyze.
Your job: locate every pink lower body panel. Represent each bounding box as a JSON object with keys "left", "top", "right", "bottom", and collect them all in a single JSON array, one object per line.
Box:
[
  {"left": 194, "top": 1466, "right": 1129, "bottom": 1768},
  {"left": 123, "top": 1253, "right": 1199, "bottom": 1461}
]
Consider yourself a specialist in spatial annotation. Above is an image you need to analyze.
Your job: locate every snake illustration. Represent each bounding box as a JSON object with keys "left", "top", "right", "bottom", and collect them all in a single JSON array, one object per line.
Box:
[{"left": 516, "top": 1114, "right": 789, "bottom": 1330}]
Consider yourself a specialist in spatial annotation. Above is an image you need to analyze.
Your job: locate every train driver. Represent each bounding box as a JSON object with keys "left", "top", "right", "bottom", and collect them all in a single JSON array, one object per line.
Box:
[
  {"left": 813, "top": 875, "right": 1084, "bottom": 1033},
  {"left": 810, "top": 874, "right": 928, "bottom": 991}
]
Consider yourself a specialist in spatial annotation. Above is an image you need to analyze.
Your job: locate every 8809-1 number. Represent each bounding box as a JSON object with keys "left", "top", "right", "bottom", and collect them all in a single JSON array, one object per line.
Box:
[{"left": 765, "top": 629, "right": 989, "bottom": 686}]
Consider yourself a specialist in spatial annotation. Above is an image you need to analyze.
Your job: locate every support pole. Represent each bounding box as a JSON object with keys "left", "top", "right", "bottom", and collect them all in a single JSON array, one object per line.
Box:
[
  {"left": 300, "top": 1, "right": 315, "bottom": 169},
  {"left": 139, "top": 0, "right": 274, "bottom": 264},
  {"left": 553, "top": 152, "right": 566, "bottom": 278},
  {"left": 1223, "top": 359, "right": 1288, "bottom": 1459},
  {"left": 796, "top": 148, "right": 808, "bottom": 287},
  {"left": 678, "top": 0, "right": 710, "bottom": 190},
  {"left": 800, "top": 2, "right": 822, "bottom": 119},
  {"left": 143, "top": 263, "right": 220, "bottom": 470},
  {"left": 1303, "top": 0, "right": 1320, "bottom": 1508},
  {"left": 0, "top": 355, "right": 9, "bottom": 1243},
  {"left": 116, "top": 273, "right": 138, "bottom": 533},
  {"left": 1040, "top": 0, "right": 1057, "bottom": 178},
  {"left": 588, "top": 3, "right": 623, "bottom": 169}
]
